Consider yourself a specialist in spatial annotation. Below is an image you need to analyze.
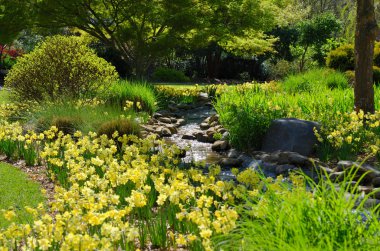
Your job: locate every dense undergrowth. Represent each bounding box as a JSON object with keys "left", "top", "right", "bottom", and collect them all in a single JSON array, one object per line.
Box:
[
  {"left": 0, "top": 121, "right": 379, "bottom": 250},
  {"left": 215, "top": 71, "right": 380, "bottom": 161}
]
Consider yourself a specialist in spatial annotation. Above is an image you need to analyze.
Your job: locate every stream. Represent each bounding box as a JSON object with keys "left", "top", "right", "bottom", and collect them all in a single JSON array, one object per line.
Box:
[{"left": 165, "top": 105, "right": 225, "bottom": 165}]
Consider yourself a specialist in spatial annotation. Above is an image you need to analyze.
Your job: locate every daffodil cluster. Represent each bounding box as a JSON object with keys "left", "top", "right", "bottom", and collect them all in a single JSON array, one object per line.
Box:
[
  {"left": 315, "top": 110, "right": 380, "bottom": 160},
  {"left": 0, "top": 122, "right": 243, "bottom": 250}
]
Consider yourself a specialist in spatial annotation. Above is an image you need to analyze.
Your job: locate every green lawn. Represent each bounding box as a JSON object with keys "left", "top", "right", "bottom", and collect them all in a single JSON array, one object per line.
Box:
[{"left": 0, "top": 162, "right": 45, "bottom": 228}]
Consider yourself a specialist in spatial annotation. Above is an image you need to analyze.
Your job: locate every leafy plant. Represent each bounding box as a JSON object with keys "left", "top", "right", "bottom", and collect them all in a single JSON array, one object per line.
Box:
[
  {"left": 282, "top": 68, "right": 349, "bottom": 93},
  {"left": 152, "top": 67, "right": 190, "bottom": 83},
  {"left": 106, "top": 81, "right": 157, "bottom": 114},
  {"left": 326, "top": 44, "right": 355, "bottom": 71},
  {"left": 5, "top": 35, "right": 118, "bottom": 102}
]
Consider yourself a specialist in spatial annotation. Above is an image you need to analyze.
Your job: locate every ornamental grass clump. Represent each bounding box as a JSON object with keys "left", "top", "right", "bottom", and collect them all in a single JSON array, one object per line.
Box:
[
  {"left": 5, "top": 35, "right": 118, "bottom": 102},
  {"left": 215, "top": 172, "right": 380, "bottom": 251}
]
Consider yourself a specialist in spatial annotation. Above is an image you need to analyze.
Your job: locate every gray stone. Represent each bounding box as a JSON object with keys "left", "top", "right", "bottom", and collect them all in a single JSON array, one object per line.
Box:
[
  {"left": 222, "top": 131, "right": 229, "bottom": 140},
  {"left": 176, "top": 119, "right": 186, "bottom": 126},
  {"left": 275, "top": 164, "right": 297, "bottom": 175},
  {"left": 217, "top": 128, "right": 227, "bottom": 134},
  {"left": 212, "top": 140, "right": 229, "bottom": 151},
  {"left": 227, "top": 149, "right": 241, "bottom": 158},
  {"left": 206, "top": 128, "right": 216, "bottom": 137},
  {"left": 200, "top": 123, "right": 210, "bottom": 130},
  {"left": 337, "top": 160, "right": 380, "bottom": 183},
  {"left": 372, "top": 177, "right": 380, "bottom": 187},
  {"left": 153, "top": 113, "right": 163, "bottom": 119},
  {"left": 262, "top": 118, "right": 320, "bottom": 156},
  {"left": 141, "top": 125, "right": 155, "bottom": 133},
  {"left": 161, "top": 127, "right": 172, "bottom": 137},
  {"left": 329, "top": 172, "right": 345, "bottom": 182},
  {"left": 262, "top": 151, "right": 280, "bottom": 163},
  {"left": 362, "top": 198, "right": 380, "bottom": 209},
  {"left": 210, "top": 121, "right": 219, "bottom": 127},
  {"left": 182, "top": 134, "right": 196, "bottom": 140},
  {"left": 195, "top": 132, "right": 210, "bottom": 143},
  {"left": 166, "top": 124, "right": 178, "bottom": 134},
  {"left": 158, "top": 117, "right": 172, "bottom": 124},
  {"left": 218, "top": 158, "right": 243, "bottom": 167},
  {"left": 209, "top": 114, "right": 219, "bottom": 123}
]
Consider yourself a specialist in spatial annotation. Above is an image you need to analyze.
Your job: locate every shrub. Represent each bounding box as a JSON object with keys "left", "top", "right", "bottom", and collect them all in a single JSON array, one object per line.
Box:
[
  {"left": 266, "top": 59, "right": 298, "bottom": 80},
  {"left": 152, "top": 67, "right": 190, "bottom": 82},
  {"left": 51, "top": 116, "right": 82, "bottom": 135},
  {"left": 215, "top": 84, "right": 380, "bottom": 152},
  {"left": 5, "top": 35, "right": 118, "bottom": 102},
  {"left": 107, "top": 81, "right": 157, "bottom": 114},
  {"left": 282, "top": 68, "right": 349, "bottom": 93},
  {"left": 373, "top": 66, "right": 380, "bottom": 85},
  {"left": 326, "top": 44, "right": 354, "bottom": 71},
  {"left": 344, "top": 68, "right": 380, "bottom": 86},
  {"left": 98, "top": 119, "right": 141, "bottom": 138},
  {"left": 374, "top": 42, "right": 380, "bottom": 67},
  {"left": 345, "top": 70, "right": 355, "bottom": 86}
]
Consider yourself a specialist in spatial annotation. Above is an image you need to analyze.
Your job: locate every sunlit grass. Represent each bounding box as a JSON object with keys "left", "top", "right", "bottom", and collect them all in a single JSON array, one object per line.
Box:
[{"left": 0, "top": 162, "right": 45, "bottom": 228}]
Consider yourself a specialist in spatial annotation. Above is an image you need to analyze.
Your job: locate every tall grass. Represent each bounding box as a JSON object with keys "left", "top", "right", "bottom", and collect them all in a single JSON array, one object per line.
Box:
[
  {"left": 215, "top": 85, "right": 378, "bottom": 150},
  {"left": 30, "top": 101, "right": 145, "bottom": 134},
  {"left": 106, "top": 80, "right": 157, "bottom": 114},
  {"left": 282, "top": 68, "right": 349, "bottom": 93},
  {"left": 214, "top": 171, "right": 380, "bottom": 251}
]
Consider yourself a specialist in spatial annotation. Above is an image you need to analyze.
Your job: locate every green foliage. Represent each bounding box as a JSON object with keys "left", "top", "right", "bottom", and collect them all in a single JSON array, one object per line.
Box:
[
  {"left": 152, "top": 67, "right": 190, "bottom": 83},
  {"left": 374, "top": 43, "right": 380, "bottom": 67},
  {"left": 0, "top": 162, "right": 45, "bottom": 228},
  {"left": 215, "top": 83, "right": 380, "bottom": 151},
  {"left": 215, "top": 86, "right": 287, "bottom": 150},
  {"left": 51, "top": 116, "right": 82, "bottom": 135},
  {"left": 31, "top": 100, "right": 143, "bottom": 134},
  {"left": 5, "top": 35, "right": 118, "bottom": 102},
  {"left": 106, "top": 81, "right": 157, "bottom": 114},
  {"left": 326, "top": 44, "right": 355, "bottom": 71},
  {"left": 373, "top": 66, "right": 380, "bottom": 85},
  {"left": 38, "top": 0, "right": 200, "bottom": 77},
  {"left": 216, "top": 172, "right": 380, "bottom": 251},
  {"left": 282, "top": 68, "right": 349, "bottom": 93},
  {"left": 296, "top": 13, "right": 341, "bottom": 66},
  {"left": 98, "top": 119, "right": 141, "bottom": 139},
  {"left": 0, "top": 0, "right": 36, "bottom": 44},
  {"left": 266, "top": 59, "right": 299, "bottom": 80}
]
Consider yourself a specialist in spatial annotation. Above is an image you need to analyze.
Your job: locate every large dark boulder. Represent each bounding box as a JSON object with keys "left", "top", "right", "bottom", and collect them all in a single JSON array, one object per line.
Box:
[{"left": 262, "top": 118, "right": 320, "bottom": 156}]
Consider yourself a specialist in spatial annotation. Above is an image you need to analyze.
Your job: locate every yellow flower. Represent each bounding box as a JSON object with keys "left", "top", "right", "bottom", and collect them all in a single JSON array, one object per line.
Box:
[{"left": 3, "top": 210, "right": 16, "bottom": 221}]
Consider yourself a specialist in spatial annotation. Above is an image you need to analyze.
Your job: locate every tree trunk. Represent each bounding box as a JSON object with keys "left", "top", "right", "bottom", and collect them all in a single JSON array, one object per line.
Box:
[
  {"left": 206, "top": 49, "right": 222, "bottom": 79},
  {"left": 354, "top": 0, "right": 377, "bottom": 114}
]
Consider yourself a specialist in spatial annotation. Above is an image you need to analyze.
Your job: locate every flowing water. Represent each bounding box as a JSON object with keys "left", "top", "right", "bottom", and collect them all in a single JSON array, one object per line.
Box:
[{"left": 165, "top": 105, "right": 225, "bottom": 165}]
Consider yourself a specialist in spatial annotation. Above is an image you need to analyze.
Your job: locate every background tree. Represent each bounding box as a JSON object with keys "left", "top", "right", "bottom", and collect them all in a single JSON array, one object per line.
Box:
[
  {"left": 37, "top": 0, "right": 201, "bottom": 78},
  {"left": 0, "top": 0, "right": 36, "bottom": 44},
  {"left": 189, "top": 0, "right": 299, "bottom": 79},
  {"left": 296, "top": 13, "right": 341, "bottom": 71},
  {"left": 354, "top": 0, "right": 378, "bottom": 114}
]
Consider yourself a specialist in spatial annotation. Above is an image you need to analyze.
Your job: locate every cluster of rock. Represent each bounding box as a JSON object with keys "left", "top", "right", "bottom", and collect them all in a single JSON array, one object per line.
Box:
[
  {"left": 141, "top": 112, "right": 185, "bottom": 138},
  {"left": 182, "top": 114, "right": 229, "bottom": 144}
]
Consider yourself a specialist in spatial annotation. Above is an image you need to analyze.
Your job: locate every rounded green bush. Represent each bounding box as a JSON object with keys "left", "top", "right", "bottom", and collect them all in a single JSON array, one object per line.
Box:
[
  {"left": 326, "top": 44, "right": 354, "bottom": 71},
  {"left": 5, "top": 35, "right": 118, "bottom": 102},
  {"left": 51, "top": 116, "right": 82, "bottom": 135},
  {"left": 98, "top": 119, "right": 141, "bottom": 138},
  {"left": 152, "top": 67, "right": 190, "bottom": 82}
]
